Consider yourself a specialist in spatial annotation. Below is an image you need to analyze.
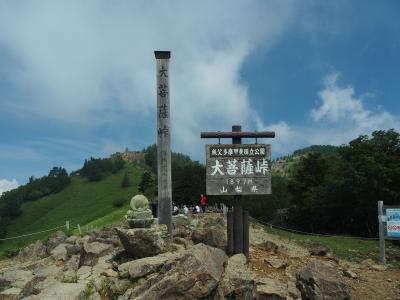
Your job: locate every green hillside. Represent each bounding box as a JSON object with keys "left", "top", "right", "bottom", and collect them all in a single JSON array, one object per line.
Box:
[{"left": 0, "top": 164, "right": 143, "bottom": 256}]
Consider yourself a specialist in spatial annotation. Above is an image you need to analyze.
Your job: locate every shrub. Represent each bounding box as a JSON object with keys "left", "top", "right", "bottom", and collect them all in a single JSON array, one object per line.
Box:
[{"left": 113, "top": 197, "right": 127, "bottom": 208}]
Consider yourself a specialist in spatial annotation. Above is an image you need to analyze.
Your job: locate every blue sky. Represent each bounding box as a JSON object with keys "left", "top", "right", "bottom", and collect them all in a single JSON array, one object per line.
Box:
[{"left": 0, "top": 1, "right": 399, "bottom": 192}]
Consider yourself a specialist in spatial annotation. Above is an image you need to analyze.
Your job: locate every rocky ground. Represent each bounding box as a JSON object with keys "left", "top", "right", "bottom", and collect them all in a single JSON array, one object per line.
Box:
[
  {"left": 250, "top": 224, "right": 400, "bottom": 300},
  {"left": 0, "top": 213, "right": 398, "bottom": 299}
]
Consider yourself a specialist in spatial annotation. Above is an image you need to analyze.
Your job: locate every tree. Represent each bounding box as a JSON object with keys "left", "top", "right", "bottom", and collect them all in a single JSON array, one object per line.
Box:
[
  {"left": 139, "top": 171, "right": 156, "bottom": 199},
  {"left": 121, "top": 173, "right": 131, "bottom": 188}
]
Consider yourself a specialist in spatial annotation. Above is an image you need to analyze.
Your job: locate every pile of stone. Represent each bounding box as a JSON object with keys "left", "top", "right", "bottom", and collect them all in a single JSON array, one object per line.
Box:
[{"left": 0, "top": 194, "right": 354, "bottom": 299}]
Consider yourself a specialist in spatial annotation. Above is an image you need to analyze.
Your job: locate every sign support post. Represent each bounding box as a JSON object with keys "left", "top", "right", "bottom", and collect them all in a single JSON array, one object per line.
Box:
[
  {"left": 378, "top": 200, "right": 386, "bottom": 264},
  {"left": 201, "top": 126, "right": 275, "bottom": 257},
  {"left": 155, "top": 51, "right": 172, "bottom": 240},
  {"left": 232, "top": 125, "right": 243, "bottom": 254}
]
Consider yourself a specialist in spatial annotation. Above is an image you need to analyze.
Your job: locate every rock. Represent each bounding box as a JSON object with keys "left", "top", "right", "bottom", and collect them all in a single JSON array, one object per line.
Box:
[
  {"left": 370, "top": 264, "right": 387, "bottom": 271},
  {"left": 118, "top": 254, "right": 173, "bottom": 279},
  {"left": 297, "top": 259, "right": 351, "bottom": 300},
  {"left": 0, "top": 287, "right": 22, "bottom": 299},
  {"left": 16, "top": 240, "right": 48, "bottom": 262},
  {"left": 108, "top": 277, "right": 131, "bottom": 296},
  {"left": 198, "top": 214, "right": 225, "bottom": 227},
  {"left": 79, "top": 242, "right": 113, "bottom": 267},
  {"left": 287, "top": 281, "right": 301, "bottom": 299},
  {"left": 173, "top": 237, "right": 189, "bottom": 248},
  {"left": 0, "top": 269, "right": 45, "bottom": 299},
  {"left": 33, "top": 264, "right": 63, "bottom": 279},
  {"left": 131, "top": 243, "right": 228, "bottom": 299},
  {"left": 50, "top": 243, "right": 69, "bottom": 261},
  {"left": 75, "top": 235, "right": 92, "bottom": 246},
  {"left": 343, "top": 269, "right": 358, "bottom": 279},
  {"left": 23, "top": 282, "right": 87, "bottom": 300},
  {"left": 66, "top": 244, "right": 81, "bottom": 257},
  {"left": 256, "top": 277, "right": 292, "bottom": 300},
  {"left": 172, "top": 228, "right": 191, "bottom": 238},
  {"left": 256, "top": 240, "right": 279, "bottom": 253},
  {"left": 77, "top": 265, "right": 92, "bottom": 282},
  {"left": 102, "top": 269, "right": 118, "bottom": 278},
  {"left": 191, "top": 224, "right": 227, "bottom": 250},
  {"left": 115, "top": 225, "right": 167, "bottom": 258},
  {"left": 89, "top": 292, "right": 102, "bottom": 300},
  {"left": 64, "top": 255, "right": 80, "bottom": 272},
  {"left": 94, "top": 227, "right": 120, "bottom": 246},
  {"left": 0, "top": 269, "right": 34, "bottom": 289},
  {"left": 46, "top": 230, "right": 67, "bottom": 251},
  {"left": 264, "top": 256, "right": 287, "bottom": 269},
  {"left": 65, "top": 235, "right": 78, "bottom": 244},
  {"left": 172, "top": 215, "right": 187, "bottom": 229},
  {"left": 309, "top": 244, "right": 329, "bottom": 256},
  {"left": 92, "top": 260, "right": 113, "bottom": 279},
  {"left": 216, "top": 254, "right": 257, "bottom": 299}
]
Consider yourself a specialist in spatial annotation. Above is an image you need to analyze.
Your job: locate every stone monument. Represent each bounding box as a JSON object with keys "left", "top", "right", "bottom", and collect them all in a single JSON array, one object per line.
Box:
[
  {"left": 126, "top": 195, "right": 154, "bottom": 228},
  {"left": 116, "top": 194, "right": 167, "bottom": 258}
]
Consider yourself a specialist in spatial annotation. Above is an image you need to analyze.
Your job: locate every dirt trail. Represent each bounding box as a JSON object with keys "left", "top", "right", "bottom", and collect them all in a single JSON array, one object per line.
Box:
[{"left": 249, "top": 224, "right": 400, "bottom": 300}]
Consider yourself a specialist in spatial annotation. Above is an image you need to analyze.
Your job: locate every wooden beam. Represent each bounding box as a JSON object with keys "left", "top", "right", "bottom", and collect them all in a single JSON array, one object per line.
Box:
[{"left": 200, "top": 131, "right": 275, "bottom": 139}]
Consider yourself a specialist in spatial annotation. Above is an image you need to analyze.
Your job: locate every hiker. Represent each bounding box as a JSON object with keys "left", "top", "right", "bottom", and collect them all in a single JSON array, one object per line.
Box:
[
  {"left": 200, "top": 194, "right": 206, "bottom": 213},
  {"left": 183, "top": 205, "right": 189, "bottom": 216},
  {"left": 195, "top": 205, "right": 201, "bottom": 214},
  {"left": 172, "top": 205, "right": 179, "bottom": 215}
]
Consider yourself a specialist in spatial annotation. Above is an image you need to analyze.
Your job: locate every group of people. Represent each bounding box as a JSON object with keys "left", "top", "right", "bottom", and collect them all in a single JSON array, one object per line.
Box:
[{"left": 172, "top": 194, "right": 207, "bottom": 216}]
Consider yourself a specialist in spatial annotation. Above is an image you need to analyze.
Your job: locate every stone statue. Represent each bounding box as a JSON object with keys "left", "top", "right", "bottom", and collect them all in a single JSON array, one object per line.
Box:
[{"left": 126, "top": 195, "right": 154, "bottom": 228}]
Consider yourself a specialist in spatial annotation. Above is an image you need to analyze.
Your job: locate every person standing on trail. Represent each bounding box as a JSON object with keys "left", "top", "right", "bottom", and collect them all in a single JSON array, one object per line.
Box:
[{"left": 200, "top": 194, "right": 206, "bottom": 213}]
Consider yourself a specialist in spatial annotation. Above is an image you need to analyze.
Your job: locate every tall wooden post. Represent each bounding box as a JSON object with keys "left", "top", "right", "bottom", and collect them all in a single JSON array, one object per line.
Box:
[
  {"left": 227, "top": 210, "right": 234, "bottom": 255},
  {"left": 243, "top": 210, "right": 249, "bottom": 259},
  {"left": 232, "top": 125, "right": 243, "bottom": 254},
  {"left": 155, "top": 51, "right": 172, "bottom": 239}
]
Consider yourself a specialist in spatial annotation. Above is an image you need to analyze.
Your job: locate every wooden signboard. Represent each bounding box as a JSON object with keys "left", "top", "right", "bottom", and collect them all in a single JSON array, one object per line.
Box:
[{"left": 206, "top": 144, "right": 271, "bottom": 195}]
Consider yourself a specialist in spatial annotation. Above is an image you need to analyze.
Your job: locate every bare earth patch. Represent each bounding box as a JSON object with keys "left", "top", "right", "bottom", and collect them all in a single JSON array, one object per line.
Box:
[{"left": 250, "top": 226, "right": 400, "bottom": 300}]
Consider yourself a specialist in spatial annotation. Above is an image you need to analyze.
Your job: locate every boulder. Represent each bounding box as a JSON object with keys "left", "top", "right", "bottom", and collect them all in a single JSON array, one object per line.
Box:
[
  {"left": 343, "top": 269, "right": 358, "bottom": 279},
  {"left": 216, "top": 254, "right": 257, "bottom": 299},
  {"left": 23, "top": 282, "right": 86, "bottom": 300},
  {"left": 256, "top": 240, "right": 279, "bottom": 253},
  {"left": 115, "top": 225, "right": 167, "bottom": 258},
  {"left": 50, "top": 243, "right": 69, "bottom": 261},
  {"left": 93, "top": 227, "right": 120, "bottom": 246},
  {"left": 256, "top": 277, "right": 293, "bottom": 300},
  {"left": 65, "top": 235, "right": 78, "bottom": 244},
  {"left": 75, "top": 235, "right": 92, "bottom": 247},
  {"left": 309, "top": 244, "right": 329, "bottom": 257},
  {"left": 16, "top": 240, "right": 48, "bottom": 262},
  {"left": 192, "top": 224, "right": 227, "bottom": 250},
  {"left": 46, "top": 230, "right": 67, "bottom": 252},
  {"left": 264, "top": 256, "right": 287, "bottom": 269},
  {"left": 118, "top": 253, "right": 174, "bottom": 279},
  {"left": 296, "top": 259, "right": 351, "bottom": 300},
  {"left": 172, "top": 215, "right": 187, "bottom": 229},
  {"left": 0, "top": 269, "right": 44, "bottom": 299},
  {"left": 131, "top": 243, "right": 228, "bottom": 299},
  {"left": 173, "top": 237, "right": 189, "bottom": 248},
  {"left": 78, "top": 242, "right": 113, "bottom": 267}
]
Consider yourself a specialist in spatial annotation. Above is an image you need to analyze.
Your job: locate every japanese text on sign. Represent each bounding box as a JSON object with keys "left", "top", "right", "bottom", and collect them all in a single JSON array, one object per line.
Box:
[{"left": 206, "top": 144, "right": 271, "bottom": 195}]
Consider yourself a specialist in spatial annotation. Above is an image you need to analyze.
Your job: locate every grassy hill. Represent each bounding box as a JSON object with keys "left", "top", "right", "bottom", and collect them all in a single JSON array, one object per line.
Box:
[
  {"left": 272, "top": 145, "right": 339, "bottom": 177},
  {"left": 0, "top": 163, "right": 143, "bottom": 256}
]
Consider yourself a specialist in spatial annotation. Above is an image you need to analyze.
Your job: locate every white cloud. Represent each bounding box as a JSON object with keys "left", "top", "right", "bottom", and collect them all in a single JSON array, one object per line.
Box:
[
  {"left": 310, "top": 72, "right": 397, "bottom": 131},
  {"left": 0, "top": 1, "right": 297, "bottom": 159},
  {"left": 257, "top": 72, "right": 400, "bottom": 156},
  {"left": 0, "top": 179, "right": 19, "bottom": 196}
]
